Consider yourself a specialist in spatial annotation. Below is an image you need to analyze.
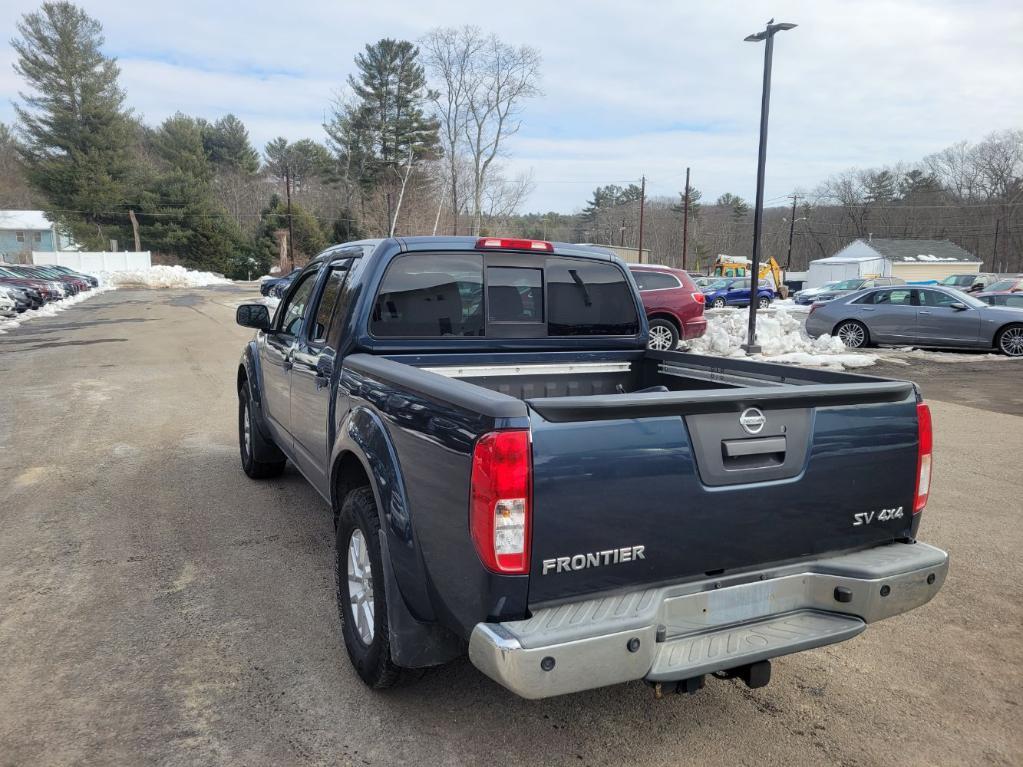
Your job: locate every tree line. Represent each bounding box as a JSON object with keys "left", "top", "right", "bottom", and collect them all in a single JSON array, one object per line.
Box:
[
  {"left": 1, "top": 3, "right": 541, "bottom": 277},
  {"left": 522, "top": 129, "right": 1023, "bottom": 274}
]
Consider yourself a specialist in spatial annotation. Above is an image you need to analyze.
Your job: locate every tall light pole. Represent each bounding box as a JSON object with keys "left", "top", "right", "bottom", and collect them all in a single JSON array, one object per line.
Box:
[{"left": 742, "top": 18, "right": 796, "bottom": 354}]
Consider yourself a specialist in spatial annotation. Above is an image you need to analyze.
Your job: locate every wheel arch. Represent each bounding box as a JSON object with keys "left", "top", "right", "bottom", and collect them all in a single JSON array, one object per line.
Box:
[
  {"left": 994, "top": 321, "right": 1023, "bottom": 354},
  {"left": 647, "top": 312, "right": 681, "bottom": 332}
]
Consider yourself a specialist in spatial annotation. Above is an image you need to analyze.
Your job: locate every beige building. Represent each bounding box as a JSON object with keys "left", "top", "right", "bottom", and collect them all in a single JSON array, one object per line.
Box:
[{"left": 820, "top": 238, "right": 981, "bottom": 284}]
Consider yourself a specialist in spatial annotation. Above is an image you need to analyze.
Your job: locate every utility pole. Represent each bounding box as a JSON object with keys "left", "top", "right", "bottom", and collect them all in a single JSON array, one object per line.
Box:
[
  {"left": 992, "top": 218, "right": 1000, "bottom": 269},
  {"left": 637, "top": 175, "right": 646, "bottom": 262},
  {"left": 128, "top": 209, "right": 141, "bottom": 252},
  {"left": 284, "top": 166, "right": 295, "bottom": 269},
  {"left": 742, "top": 18, "right": 797, "bottom": 354},
  {"left": 681, "top": 167, "right": 691, "bottom": 271},
  {"left": 785, "top": 194, "right": 798, "bottom": 268}
]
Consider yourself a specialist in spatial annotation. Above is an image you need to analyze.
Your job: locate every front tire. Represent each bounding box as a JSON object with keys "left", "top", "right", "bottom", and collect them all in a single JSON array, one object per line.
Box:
[
  {"left": 996, "top": 324, "right": 1023, "bottom": 357},
  {"left": 647, "top": 319, "right": 680, "bottom": 351},
  {"left": 757, "top": 296, "right": 771, "bottom": 309},
  {"left": 239, "top": 386, "right": 286, "bottom": 479},
  {"left": 834, "top": 320, "right": 869, "bottom": 349},
  {"left": 335, "top": 487, "right": 405, "bottom": 689}
]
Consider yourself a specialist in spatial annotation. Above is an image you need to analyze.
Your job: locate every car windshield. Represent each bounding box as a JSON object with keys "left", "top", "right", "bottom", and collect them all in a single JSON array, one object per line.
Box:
[
  {"left": 953, "top": 291, "right": 988, "bottom": 309},
  {"left": 831, "top": 279, "right": 866, "bottom": 291},
  {"left": 986, "top": 279, "right": 1019, "bottom": 292},
  {"left": 939, "top": 274, "right": 975, "bottom": 286}
]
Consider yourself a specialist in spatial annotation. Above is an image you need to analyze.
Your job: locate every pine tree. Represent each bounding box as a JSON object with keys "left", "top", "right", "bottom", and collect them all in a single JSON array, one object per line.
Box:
[
  {"left": 12, "top": 2, "right": 134, "bottom": 249},
  {"left": 330, "top": 39, "right": 439, "bottom": 179},
  {"left": 716, "top": 193, "right": 750, "bottom": 221},
  {"left": 202, "top": 114, "right": 259, "bottom": 174}
]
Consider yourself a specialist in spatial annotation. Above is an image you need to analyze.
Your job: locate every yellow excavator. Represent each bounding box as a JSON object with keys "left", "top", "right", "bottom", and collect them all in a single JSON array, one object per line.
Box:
[{"left": 711, "top": 255, "right": 787, "bottom": 297}]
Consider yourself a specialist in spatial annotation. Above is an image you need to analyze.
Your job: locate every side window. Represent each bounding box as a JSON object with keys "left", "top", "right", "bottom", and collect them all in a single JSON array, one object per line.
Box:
[
  {"left": 278, "top": 271, "right": 319, "bottom": 337},
  {"left": 1005, "top": 295, "right": 1023, "bottom": 308},
  {"left": 919, "top": 290, "right": 959, "bottom": 307},
  {"left": 487, "top": 267, "right": 543, "bottom": 323},
  {"left": 853, "top": 291, "right": 879, "bottom": 305},
  {"left": 640, "top": 272, "right": 681, "bottom": 290},
  {"left": 882, "top": 289, "right": 914, "bottom": 306},
  {"left": 371, "top": 254, "right": 484, "bottom": 337},
  {"left": 547, "top": 258, "right": 639, "bottom": 336},
  {"left": 309, "top": 264, "right": 351, "bottom": 344},
  {"left": 631, "top": 272, "right": 649, "bottom": 291}
]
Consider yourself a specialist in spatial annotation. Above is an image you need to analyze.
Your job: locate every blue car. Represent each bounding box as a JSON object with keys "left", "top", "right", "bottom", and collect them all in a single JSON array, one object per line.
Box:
[
  {"left": 260, "top": 267, "right": 302, "bottom": 298},
  {"left": 703, "top": 277, "right": 774, "bottom": 309}
]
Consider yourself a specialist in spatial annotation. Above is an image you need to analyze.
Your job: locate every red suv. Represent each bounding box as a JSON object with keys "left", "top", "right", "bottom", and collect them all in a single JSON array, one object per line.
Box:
[{"left": 628, "top": 264, "right": 707, "bottom": 350}]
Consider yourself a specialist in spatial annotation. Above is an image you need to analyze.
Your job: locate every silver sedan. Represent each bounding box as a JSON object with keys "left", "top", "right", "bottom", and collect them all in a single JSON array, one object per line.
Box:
[{"left": 804, "top": 285, "right": 1023, "bottom": 356}]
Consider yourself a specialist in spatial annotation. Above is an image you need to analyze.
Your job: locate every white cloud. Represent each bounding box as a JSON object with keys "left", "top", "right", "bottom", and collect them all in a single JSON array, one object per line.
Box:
[{"left": 1, "top": 0, "right": 1020, "bottom": 212}]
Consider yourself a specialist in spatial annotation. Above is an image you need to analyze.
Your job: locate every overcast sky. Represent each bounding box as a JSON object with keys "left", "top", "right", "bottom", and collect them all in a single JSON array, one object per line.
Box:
[{"left": 2, "top": 0, "right": 1021, "bottom": 212}]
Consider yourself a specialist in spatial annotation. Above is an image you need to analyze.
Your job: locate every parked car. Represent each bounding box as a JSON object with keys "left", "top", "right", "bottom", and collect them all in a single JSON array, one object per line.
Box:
[
  {"left": 48, "top": 264, "right": 100, "bottom": 288},
  {"left": 0, "top": 266, "right": 63, "bottom": 302},
  {"left": 793, "top": 280, "right": 842, "bottom": 305},
  {"left": 702, "top": 277, "right": 774, "bottom": 309},
  {"left": 978, "top": 276, "right": 1023, "bottom": 294},
  {"left": 628, "top": 264, "right": 706, "bottom": 350},
  {"left": 937, "top": 273, "right": 997, "bottom": 293},
  {"left": 808, "top": 277, "right": 905, "bottom": 304},
  {"left": 0, "top": 281, "right": 43, "bottom": 310},
  {"left": 260, "top": 267, "right": 302, "bottom": 298},
  {"left": 976, "top": 291, "right": 1023, "bottom": 309},
  {"left": 805, "top": 285, "right": 1023, "bottom": 356},
  {"left": 9, "top": 264, "right": 90, "bottom": 295},
  {"left": 0, "top": 287, "right": 17, "bottom": 317},
  {"left": 233, "top": 235, "right": 947, "bottom": 699}
]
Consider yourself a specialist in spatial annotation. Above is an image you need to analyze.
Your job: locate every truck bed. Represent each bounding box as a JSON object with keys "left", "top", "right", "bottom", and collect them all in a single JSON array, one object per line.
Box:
[{"left": 345, "top": 349, "right": 920, "bottom": 607}]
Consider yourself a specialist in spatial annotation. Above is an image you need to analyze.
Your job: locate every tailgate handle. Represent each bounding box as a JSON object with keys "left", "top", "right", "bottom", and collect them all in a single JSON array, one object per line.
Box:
[{"left": 722, "top": 437, "right": 787, "bottom": 470}]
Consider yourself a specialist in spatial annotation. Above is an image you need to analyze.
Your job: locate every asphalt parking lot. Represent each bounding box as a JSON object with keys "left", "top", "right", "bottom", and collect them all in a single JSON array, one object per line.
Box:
[{"left": 1, "top": 286, "right": 1020, "bottom": 767}]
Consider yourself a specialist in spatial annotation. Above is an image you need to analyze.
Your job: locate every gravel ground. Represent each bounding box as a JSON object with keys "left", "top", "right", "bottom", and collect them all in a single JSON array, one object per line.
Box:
[{"left": 0, "top": 286, "right": 1020, "bottom": 767}]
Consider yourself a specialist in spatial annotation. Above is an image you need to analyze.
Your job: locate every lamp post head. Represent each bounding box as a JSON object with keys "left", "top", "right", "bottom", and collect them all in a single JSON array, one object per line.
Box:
[{"left": 745, "top": 21, "right": 797, "bottom": 42}]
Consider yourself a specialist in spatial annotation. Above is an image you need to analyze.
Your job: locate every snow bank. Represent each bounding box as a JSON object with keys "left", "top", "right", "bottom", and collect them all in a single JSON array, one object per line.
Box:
[
  {"left": 96, "top": 265, "right": 232, "bottom": 289},
  {"left": 0, "top": 285, "right": 115, "bottom": 335},
  {"left": 690, "top": 305, "right": 878, "bottom": 369}
]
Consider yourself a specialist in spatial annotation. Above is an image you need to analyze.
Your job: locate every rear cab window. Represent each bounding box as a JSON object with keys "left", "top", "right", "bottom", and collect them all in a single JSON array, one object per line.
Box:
[{"left": 369, "top": 252, "right": 639, "bottom": 339}]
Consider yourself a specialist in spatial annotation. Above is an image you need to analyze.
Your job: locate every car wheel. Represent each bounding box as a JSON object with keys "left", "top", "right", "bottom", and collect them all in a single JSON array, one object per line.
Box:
[
  {"left": 336, "top": 486, "right": 406, "bottom": 689},
  {"left": 834, "top": 320, "right": 869, "bottom": 349},
  {"left": 647, "top": 319, "right": 680, "bottom": 351},
  {"left": 757, "top": 296, "right": 771, "bottom": 309},
  {"left": 712, "top": 297, "right": 726, "bottom": 309},
  {"left": 996, "top": 324, "right": 1023, "bottom": 357},
  {"left": 238, "top": 386, "right": 286, "bottom": 479}
]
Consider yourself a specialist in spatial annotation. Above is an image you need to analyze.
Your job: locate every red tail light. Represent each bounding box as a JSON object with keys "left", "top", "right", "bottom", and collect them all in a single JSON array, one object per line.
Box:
[
  {"left": 914, "top": 403, "right": 932, "bottom": 514},
  {"left": 470, "top": 430, "right": 532, "bottom": 573},
  {"left": 476, "top": 237, "right": 553, "bottom": 253},
  {"left": 808, "top": 301, "right": 823, "bottom": 317},
  {"left": 691, "top": 292, "right": 705, "bottom": 305}
]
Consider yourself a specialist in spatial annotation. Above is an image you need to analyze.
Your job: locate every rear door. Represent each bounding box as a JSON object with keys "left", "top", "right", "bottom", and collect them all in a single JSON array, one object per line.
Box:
[{"left": 863, "top": 287, "right": 917, "bottom": 343}]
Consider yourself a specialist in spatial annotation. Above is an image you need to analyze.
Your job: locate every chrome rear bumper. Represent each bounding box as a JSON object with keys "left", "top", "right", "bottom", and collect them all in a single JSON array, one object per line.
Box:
[{"left": 469, "top": 541, "right": 948, "bottom": 699}]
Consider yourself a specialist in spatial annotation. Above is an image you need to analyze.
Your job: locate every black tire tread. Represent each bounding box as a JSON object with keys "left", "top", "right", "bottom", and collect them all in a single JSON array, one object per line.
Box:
[
  {"left": 239, "top": 386, "right": 286, "bottom": 479},
  {"left": 335, "top": 486, "right": 405, "bottom": 689}
]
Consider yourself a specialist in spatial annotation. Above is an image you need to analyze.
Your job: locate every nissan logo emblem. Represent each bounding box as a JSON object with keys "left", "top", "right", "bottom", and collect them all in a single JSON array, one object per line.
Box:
[{"left": 739, "top": 407, "right": 766, "bottom": 435}]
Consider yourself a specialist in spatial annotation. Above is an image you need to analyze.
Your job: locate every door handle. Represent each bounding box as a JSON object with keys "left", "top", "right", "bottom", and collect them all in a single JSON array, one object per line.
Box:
[
  {"left": 283, "top": 348, "right": 295, "bottom": 370},
  {"left": 918, "top": 310, "right": 931, "bottom": 315}
]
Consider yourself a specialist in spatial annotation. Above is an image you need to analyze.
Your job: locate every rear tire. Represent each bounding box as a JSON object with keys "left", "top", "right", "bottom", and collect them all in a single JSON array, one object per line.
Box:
[
  {"left": 238, "top": 386, "right": 286, "bottom": 479},
  {"left": 647, "top": 319, "right": 680, "bottom": 351},
  {"left": 996, "top": 323, "right": 1023, "bottom": 357},
  {"left": 712, "top": 297, "right": 726, "bottom": 309},
  {"left": 834, "top": 320, "right": 870, "bottom": 349},
  {"left": 335, "top": 487, "right": 406, "bottom": 689}
]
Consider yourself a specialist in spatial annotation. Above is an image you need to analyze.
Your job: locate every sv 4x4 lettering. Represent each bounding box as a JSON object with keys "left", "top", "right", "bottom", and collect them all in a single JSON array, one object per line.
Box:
[{"left": 854, "top": 506, "right": 905, "bottom": 526}]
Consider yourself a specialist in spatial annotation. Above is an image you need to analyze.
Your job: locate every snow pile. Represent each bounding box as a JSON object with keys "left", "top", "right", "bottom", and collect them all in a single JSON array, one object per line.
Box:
[
  {"left": 0, "top": 285, "right": 115, "bottom": 335},
  {"left": 690, "top": 305, "right": 878, "bottom": 369},
  {"left": 96, "top": 265, "right": 232, "bottom": 289}
]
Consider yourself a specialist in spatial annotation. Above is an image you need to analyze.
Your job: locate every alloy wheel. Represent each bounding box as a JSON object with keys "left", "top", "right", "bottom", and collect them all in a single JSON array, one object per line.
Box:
[
  {"left": 837, "top": 322, "right": 866, "bottom": 348},
  {"left": 242, "top": 402, "right": 252, "bottom": 456},
  {"left": 648, "top": 325, "right": 675, "bottom": 351},
  {"left": 347, "top": 528, "right": 375, "bottom": 644},
  {"left": 1000, "top": 326, "right": 1023, "bottom": 357}
]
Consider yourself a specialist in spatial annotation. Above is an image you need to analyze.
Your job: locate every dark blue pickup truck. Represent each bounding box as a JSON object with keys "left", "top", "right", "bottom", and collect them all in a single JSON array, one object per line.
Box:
[{"left": 235, "top": 236, "right": 947, "bottom": 699}]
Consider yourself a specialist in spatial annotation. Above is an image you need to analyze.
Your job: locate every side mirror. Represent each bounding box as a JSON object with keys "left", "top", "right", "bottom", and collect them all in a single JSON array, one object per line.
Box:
[
  {"left": 236, "top": 303, "right": 271, "bottom": 330},
  {"left": 315, "top": 355, "right": 334, "bottom": 378},
  {"left": 949, "top": 302, "right": 968, "bottom": 311}
]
